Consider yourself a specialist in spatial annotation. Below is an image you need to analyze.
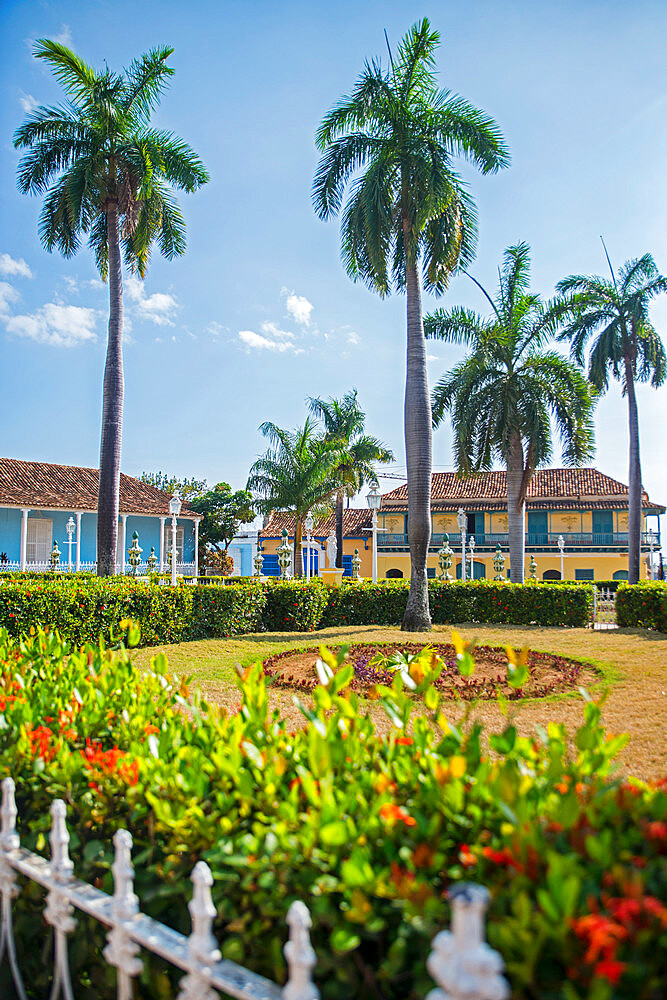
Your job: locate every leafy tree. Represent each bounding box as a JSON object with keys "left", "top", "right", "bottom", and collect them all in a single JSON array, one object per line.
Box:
[
  {"left": 313, "top": 19, "right": 509, "bottom": 629},
  {"left": 550, "top": 252, "right": 666, "bottom": 583},
  {"left": 246, "top": 419, "right": 340, "bottom": 577},
  {"left": 140, "top": 471, "right": 208, "bottom": 501},
  {"left": 14, "top": 41, "right": 208, "bottom": 575},
  {"left": 308, "top": 390, "right": 393, "bottom": 568},
  {"left": 426, "top": 243, "right": 596, "bottom": 582},
  {"left": 190, "top": 483, "right": 255, "bottom": 563}
]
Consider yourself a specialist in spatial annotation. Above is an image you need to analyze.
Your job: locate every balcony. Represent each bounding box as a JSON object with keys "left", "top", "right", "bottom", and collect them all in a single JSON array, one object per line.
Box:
[{"left": 377, "top": 531, "right": 660, "bottom": 552}]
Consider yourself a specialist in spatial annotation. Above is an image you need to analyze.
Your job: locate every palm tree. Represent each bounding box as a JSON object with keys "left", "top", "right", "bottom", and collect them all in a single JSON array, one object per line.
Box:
[
  {"left": 246, "top": 419, "right": 341, "bottom": 577},
  {"left": 14, "top": 40, "right": 208, "bottom": 575},
  {"left": 425, "top": 243, "right": 596, "bottom": 582},
  {"left": 551, "top": 252, "right": 666, "bottom": 583},
  {"left": 308, "top": 390, "right": 393, "bottom": 568},
  {"left": 313, "top": 19, "right": 509, "bottom": 630}
]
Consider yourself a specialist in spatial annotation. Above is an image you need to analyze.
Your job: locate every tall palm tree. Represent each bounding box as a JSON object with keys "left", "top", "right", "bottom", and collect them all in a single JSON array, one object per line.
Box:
[
  {"left": 14, "top": 40, "right": 208, "bottom": 575},
  {"left": 313, "top": 18, "right": 509, "bottom": 630},
  {"left": 551, "top": 252, "right": 666, "bottom": 583},
  {"left": 425, "top": 243, "right": 596, "bottom": 582},
  {"left": 247, "top": 419, "right": 341, "bottom": 577},
  {"left": 308, "top": 390, "right": 393, "bottom": 568}
]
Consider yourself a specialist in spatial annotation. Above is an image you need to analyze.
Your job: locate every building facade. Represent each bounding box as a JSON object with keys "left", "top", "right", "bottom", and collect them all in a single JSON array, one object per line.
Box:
[
  {"left": 258, "top": 468, "right": 663, "bottom": 581},
  {"left": 0, "top": 458, "right": 201, "bottom": 575}
]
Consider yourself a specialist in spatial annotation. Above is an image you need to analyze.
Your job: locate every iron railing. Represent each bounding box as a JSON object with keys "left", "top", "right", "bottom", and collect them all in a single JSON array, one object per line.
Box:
[{"left": 378, "top": 531, "right": 660, "bottom": 552}]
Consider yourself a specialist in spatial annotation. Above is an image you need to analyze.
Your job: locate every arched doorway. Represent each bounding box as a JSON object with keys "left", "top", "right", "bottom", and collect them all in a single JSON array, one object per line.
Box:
[
  {"left": 543, "top": 569, "right": 561, "bottom": 581},
  {"left": 386, "top": 568, "right": 403, "bottom": 579}
]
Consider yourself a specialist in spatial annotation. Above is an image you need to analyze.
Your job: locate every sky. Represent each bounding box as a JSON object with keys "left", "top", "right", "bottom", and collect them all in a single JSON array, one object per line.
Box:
[{"left": 1, "top": 0, "right": 666, "bottom": 516}]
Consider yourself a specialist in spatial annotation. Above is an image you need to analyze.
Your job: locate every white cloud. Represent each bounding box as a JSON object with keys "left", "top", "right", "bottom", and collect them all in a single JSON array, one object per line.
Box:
[
  {"left": 18, "top": 91, "right": 37, "bottom": 113},
  {"left": 0, "top": 282, "right": 19, "bottom": 318},
  {"left": 53, "top": 24, "right": 72, "bottom": 46},
  {"left": 282, "top": 288, "right": 313, "bottom": 326},
  {"left": 207, "top": 321, "right": 225, "bottom": 338},
  {"left": 261, "top": 320, "right": 294, "bottom": 340},
  {"left": 426, "top": 354, "right": 440, "bottom": 362},
  {"left": 238, "top": 329, "right": 303, "bottom": 354},
  {"left": 346, "top": 331, "right": 360, "bottom": 346},
  {"left": 125, "top": 276, "right": 178, "bottom": 326},
  {"left": 5, "top": 302, "right": 97, "bottom": 347},
  {"left": 0, "top": 254, "right": 32, "bottom": 279}
]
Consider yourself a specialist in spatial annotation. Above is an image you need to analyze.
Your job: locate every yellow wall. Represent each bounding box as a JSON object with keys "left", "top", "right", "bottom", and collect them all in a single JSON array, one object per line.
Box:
[{"left": 377, "top": 552, "right": 651, "bottom": 581}]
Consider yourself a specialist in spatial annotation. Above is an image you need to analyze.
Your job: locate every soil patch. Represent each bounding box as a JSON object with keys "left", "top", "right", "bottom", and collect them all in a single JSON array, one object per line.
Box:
[{"left": 263, "top": 642, "right": 594, "bottom": 700}]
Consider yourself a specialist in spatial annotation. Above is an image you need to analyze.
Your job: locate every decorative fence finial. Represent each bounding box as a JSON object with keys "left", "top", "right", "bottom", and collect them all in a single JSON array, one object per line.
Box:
[
  {"left": 0, "top": 777, "right": 19, "bottom": 853},
  {"left": 104, "top": 829, "right": 142, "bottom": 996},
  {"left": 284, "top": 901, "right": 319, "bottom": 1000},
  {"left": 45, "top": 799, "right": 76, "bottom": 1000},
  {"left": 426, "top": 884, "right": 509, "bottom": 1000},
  {"left": 177, "top": 861, "right": 221, "bottom": 1000}
]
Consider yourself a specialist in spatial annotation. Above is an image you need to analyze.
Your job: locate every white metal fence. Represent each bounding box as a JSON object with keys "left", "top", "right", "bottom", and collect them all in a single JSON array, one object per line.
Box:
[
  {"left": 0, "top": 778, "right": 508, "bottom": 1000},
  {"left": 0, "top": 562, "right": 197, "bottom": 577},
  {"left": 592, "top": 586, "right": 617, "bottom": 629}
]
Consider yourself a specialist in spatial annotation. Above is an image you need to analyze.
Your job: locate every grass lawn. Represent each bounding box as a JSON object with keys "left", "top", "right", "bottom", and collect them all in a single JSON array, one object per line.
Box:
[{"left": 133, "top": 623, "right": 667, "bottom": 781}]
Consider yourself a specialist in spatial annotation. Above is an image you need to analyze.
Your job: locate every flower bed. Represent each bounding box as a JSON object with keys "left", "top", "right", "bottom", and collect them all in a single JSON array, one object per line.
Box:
[
  {"left": 616, "top": 582, "right": 667, "bottom": 632},
  {"left": 263, "top": 641, "right": 592, "bottom": 700},
  {"left": 1, "top": 626, "right": 665, "bottom": 999}
]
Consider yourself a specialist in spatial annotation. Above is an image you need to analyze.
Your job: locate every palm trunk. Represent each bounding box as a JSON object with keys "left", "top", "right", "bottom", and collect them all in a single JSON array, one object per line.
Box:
[
  {"left": 97, "top": 203, "right": 124, "bottom": 576},
  {"left": 507, "top": 434, "right": 525, "bottom": 583},
  {"left": 293, "top": 520, "right": 303, "bottom": 578},
  {"left": 625, "top": 357, "right": 642, "bottom": 584},
  {"left": 401, "top": 256, "right": 432, "bottom": 631},
  {"left": 335, "top": 488, "right": 344, "bottom": 569}
]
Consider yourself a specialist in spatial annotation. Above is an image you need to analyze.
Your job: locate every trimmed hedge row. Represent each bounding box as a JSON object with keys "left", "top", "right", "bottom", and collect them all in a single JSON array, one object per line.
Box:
[
  {"left": 0, "top": 577, "right": 594, "bottom": 644},
  {"left": 616, "top": 581, "right": 667, "bottom": 632}
]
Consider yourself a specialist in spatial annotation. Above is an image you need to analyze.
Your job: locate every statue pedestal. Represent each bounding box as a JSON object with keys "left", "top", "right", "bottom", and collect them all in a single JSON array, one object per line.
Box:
[{"left": 320, "top": 568, "right": 344, "bottom": 588}]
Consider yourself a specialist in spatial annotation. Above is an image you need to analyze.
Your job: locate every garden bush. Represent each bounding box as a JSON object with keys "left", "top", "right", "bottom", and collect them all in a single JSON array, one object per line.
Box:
[
  {"left": 0, "top": 577, "right": 594, "bottom": 645},
  {"left": 616, "top": 582, "right": 667, "bottom": 632},
  {"left": 1, "top": 627, "right": 665, "bottom": 1000}
]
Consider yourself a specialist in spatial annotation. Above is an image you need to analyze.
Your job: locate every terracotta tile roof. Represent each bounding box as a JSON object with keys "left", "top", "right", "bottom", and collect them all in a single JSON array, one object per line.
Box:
[
  {"left": 0, "top": 458, "right": 199, "bottom": 518},
  {"left": 260, "top": 508, "right": 372, "bottom": 538},
  {"left": 380, "top": 468, "right": 664, "bottom": 512}
]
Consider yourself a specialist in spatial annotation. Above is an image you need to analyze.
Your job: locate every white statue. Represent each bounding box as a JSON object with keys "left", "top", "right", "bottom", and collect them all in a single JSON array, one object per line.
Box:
[{"left": 325, "top": 531, "right": 337, "bottom": 569}]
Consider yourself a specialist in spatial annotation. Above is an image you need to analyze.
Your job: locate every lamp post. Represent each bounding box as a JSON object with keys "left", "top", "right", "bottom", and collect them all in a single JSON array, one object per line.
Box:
[
  {"left": 647, "top": 530, "right": 657, "bottom": 580},
  {"left": 456, "top": 508, "right": 467, "bottom": 582},
  {"left": 65, "top": 516, "right": 75, "bottom": 572},
  {"left": 169, "top": 490, "right": 182, "bottom": 586},
  {"left": 367, "top": 486, "right": 381, "bottom": 583},
  {"left": 468, "top": 535, "right": 475, "bottom": 580},
  {"left": 558, "top": 534, "right": 565, "bottom": 581},
  {"left": 305, "top": 513, "right": 314, "bottom": 581}
]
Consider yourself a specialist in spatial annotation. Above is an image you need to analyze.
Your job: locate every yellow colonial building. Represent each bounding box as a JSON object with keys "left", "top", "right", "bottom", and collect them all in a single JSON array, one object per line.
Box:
[{"left": 258, "top": 468, "right": 663, "bottom": 581}]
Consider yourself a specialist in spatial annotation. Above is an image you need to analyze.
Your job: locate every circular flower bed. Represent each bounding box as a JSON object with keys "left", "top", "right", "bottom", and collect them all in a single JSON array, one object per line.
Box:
[{"left": 264, "top": 642, "right": 594, "bottom": 700}]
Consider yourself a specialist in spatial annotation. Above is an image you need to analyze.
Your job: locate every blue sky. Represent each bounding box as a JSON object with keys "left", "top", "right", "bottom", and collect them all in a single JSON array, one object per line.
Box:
[{"left": 1, "top": 0, "right": 666, "bottom": 512}]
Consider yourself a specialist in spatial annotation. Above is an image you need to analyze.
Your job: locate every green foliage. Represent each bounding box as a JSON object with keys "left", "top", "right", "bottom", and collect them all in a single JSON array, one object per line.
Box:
[
  {"left": 1, "top": 629, "right": 665, "bottom": 1000},
  {"left": 140, "top": 471, "right": 208, "bottom": 500},
  {"left": 616, "top": 582, "right": 667, "bottom": 632},
  {"left": 189, "top": 482, "right": 255, "bottom": 556},
  {"left": 262, "top": 579, "right": 331, "bottom": 632}
]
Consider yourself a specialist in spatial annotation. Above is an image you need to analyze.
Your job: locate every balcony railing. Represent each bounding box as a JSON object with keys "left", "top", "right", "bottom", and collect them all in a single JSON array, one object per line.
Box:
[{"left": 377, "top": 531, "right": 660, "bottom": 552}]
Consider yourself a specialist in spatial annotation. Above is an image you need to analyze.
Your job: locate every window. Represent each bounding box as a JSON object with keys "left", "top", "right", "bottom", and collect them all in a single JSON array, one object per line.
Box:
[
  {"left": 543, "top": 570, "right": 561, "bottom": 580},
  {"left": 386, "top": 568, "right": 403, "bottom": 578},
  {"left": 612, "top": 570, "right": 629, "bottom": 581},
  {"left": 166, "top": 526, "right": 184, "bottom": 561},
  {"left": 427, "top": 567, "right": 436, "bottom": 579},
  {"left": 575, "top": 568, "right": 594, "bottom": 580},
  {"left": 27, "top": 518, "right": 52, "bottom": 562}
]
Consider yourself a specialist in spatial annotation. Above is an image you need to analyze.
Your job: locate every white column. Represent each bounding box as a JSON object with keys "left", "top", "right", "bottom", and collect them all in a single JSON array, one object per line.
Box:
[
  {"left": 372, "top": 512, "right": 378, "bottom": 583},
  {"left": 20, "top": 508, "right": 30, "bottom": 571},
  {"left": 120, "top": 515, "right": 128, "bottom": 575},
  {"left": 75, "top": 512, "right": 82, "bottom": 572},
  {"left": 159, "top": 517, "right": 166, "bottom": 572},
  {"left": 194, "top": 519, "right": 199, "bottom": 578}
]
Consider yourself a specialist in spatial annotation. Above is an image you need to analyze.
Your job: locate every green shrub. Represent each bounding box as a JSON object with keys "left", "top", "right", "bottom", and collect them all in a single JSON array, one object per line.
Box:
[
  {"left": 1, "top": 628, "right": 665, "bottom": 1000},
  {"left": 262, "top": 578, "right": 331, "bottom": 631},
  {"left": 616, "top": 582, "right": 667, "bottom": 632}
]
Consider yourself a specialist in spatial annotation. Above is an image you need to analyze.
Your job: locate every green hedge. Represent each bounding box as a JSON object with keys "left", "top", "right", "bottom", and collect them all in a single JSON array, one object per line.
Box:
[
  {"left": 2, "top": 628, "right": 665, "bottom": 1000},
  {"left": 616, "top": 581, "right": 667, "bottom": 632},
  {"left": 0, "top": 577, "right": 593, "bottom": 644}
]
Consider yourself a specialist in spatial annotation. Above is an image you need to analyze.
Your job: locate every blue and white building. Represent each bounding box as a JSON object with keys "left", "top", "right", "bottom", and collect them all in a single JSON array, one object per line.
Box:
[{"left": 0, "top": 458, "right": 201, "bottom": 574}]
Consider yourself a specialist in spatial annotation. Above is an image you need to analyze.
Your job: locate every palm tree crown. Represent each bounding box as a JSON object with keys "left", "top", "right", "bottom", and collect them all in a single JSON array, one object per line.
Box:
[
  {"left": 426, "top": 243, "right": 596, "bottom": 582},
  {"left": 308, "top": 390, "right": 393, "bottom": 568},
  {"left": 550, "top": 252, "right": 666, "bottom": 582},
  {"left": 314, "top": 18, "right": 509, "bottom": 628},
  {"left": 247, "top": 419, "right": 341, "bottom": 577}
]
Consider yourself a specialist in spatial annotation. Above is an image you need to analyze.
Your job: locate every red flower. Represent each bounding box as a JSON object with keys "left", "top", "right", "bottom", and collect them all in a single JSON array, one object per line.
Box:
[
  {"left": 459, "top": 843, "right": 477, "bottom": 868},
  {"left": 593, "top": 959, "right": 626, "bottom": 985},
  {"left": 380, "top": 802, "right": 416, "bottom": 827},
  {"left": 396, "top": 736, "right": 413, "bottom": 745},
  {"left": 482, "top": 846, "right": 521, "bottom": 871}
]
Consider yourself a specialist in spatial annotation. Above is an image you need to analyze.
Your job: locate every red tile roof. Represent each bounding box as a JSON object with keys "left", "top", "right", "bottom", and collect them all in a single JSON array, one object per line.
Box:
[
  {"left": 0, "top": 458, "right": 199, "bottom": 517},
  {"left": 260, "top": 508, "right": 372, "bottom": 538},
  {"left": 380, "top": 468, "right": 664, "bottom": 512}
]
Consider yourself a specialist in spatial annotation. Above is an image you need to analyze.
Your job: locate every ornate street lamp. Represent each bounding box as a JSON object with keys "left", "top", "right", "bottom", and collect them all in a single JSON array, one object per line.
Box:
[
  {"left": 277, "top": 529, "right": 292, "bottom": 578},
  {"left": 147, "top": 547, "right": 158, "bottom": 573},
  {"left": 367, "top": 486, "right": 381, "bottom": 583},
  {"left": 128, "top": 531, "right": 143, "bottom": 576},
  {"left": 304, "top": 513, "right": 314, "bottom": 581},
  {"left": 493, "top": 544, "right": 505, "bottom": 581},
  {"left": 49, "top": 540, "right": 61, "bottom": 571},
  {"left": 169, "top": 490, "right": 182, "bottom": 586},
  {"left": 558, "top": 534, "right": 565, "bottom": 581},
  {"left": 351, "top": 547, "right": 362, "bottom": 581},
  {"left": 468, "top": 535, "right": 476, "bottom": 580},
  {"left": 437, "top": 534, "right": 453, "bottom": 580},
  {"left": 65, "top": 516, "right": 75, "bottom": 572},
  {"left": 647, "top": 530, "right": 658, "bottom": 580},
  {"left": 456, "top": 508, "right": 467, "bottom": 582}
]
